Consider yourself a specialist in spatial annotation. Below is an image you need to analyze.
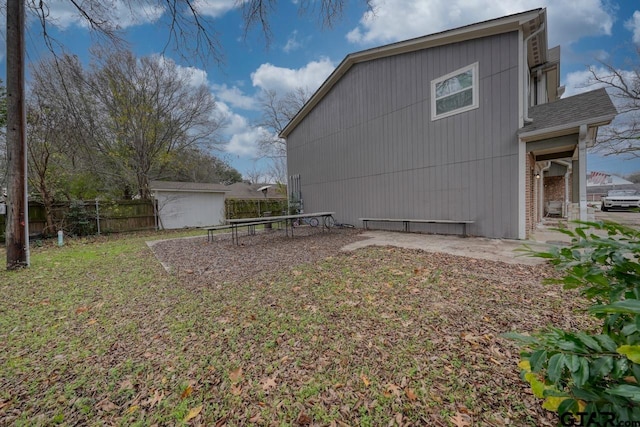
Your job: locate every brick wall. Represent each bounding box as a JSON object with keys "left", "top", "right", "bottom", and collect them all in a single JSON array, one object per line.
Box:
[
  {"left": 544, "top": 176, "right": 567, "bottom": 204},
  {"left": 526, "top": 153, "right": 536, "bottom": 237}
]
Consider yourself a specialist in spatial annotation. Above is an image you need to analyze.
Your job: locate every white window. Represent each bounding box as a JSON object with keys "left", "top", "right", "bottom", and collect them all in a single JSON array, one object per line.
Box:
[{"left": 431, "top": 62, "right": 479, "bottom": 120}]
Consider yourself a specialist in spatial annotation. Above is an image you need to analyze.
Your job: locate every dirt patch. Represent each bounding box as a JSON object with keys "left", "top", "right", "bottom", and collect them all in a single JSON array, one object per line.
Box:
[{"left": 150, "top": 227, "right": 366, "bottom": 285}]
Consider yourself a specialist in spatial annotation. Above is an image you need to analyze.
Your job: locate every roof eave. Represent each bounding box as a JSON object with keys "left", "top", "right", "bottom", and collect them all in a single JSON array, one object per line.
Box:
[
  {"left": 280, "top": 8, "right": 545, "bottom": 138},
  {"left": 518, "top": 114, "right": 616, "bottom": 143}
]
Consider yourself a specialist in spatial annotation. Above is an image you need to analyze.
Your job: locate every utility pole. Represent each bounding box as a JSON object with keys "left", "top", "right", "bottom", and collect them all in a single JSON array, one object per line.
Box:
[{"left": 6, "top": 0, "right": 29, "bottom": 269}]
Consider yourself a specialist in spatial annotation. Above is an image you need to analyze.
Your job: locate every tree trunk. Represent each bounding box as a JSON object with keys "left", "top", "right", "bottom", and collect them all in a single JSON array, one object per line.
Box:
[
  {"left": 42, "top": 191, "right": 55, "bottom": 236},
  {"left": 6, "top": 0, "right": 28, "bottom": 269}
]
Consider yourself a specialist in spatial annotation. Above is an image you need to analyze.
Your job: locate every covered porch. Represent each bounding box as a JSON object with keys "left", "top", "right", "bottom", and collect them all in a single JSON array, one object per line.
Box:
[{"left": 519, "top": 88, "right": 617, "bottom": 238}]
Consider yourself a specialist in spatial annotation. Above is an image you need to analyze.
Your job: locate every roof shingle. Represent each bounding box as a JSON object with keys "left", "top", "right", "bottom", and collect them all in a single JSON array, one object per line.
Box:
[{"left": 521, "top": 88, "right": 617, "bottom": 135}]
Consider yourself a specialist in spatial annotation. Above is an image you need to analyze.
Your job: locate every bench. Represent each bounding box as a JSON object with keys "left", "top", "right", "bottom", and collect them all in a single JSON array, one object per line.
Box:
[
  {"left": 359, "top": 218, "right": 475, "bottom": 237},
  {"left": 203, "top": 224, "right": 234, "bottom": 242}
]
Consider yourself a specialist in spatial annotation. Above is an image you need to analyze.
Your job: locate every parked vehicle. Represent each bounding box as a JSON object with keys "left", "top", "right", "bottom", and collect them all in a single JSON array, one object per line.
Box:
[{"left": 601, "top": 189, "right": 640, "bottom": 211}]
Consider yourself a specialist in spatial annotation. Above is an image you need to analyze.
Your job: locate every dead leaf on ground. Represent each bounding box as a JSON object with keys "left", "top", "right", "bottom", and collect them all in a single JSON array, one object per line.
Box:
[
  {"left": 75, "top": 306, "right": 89, "bottom": 314},
  {"left": 95, "top": 399, "right": 117, "bottom": 412},
  {"left": 297, "top": 411, "right": 312, "bottom": 425},
  {"left": 360, "top": 374, "right": 370, "bottom": 387},
  {"left": 230, "top": 384, "right": 242, "bottom": 396},
  {"left": 451, "top": 412, "right": 472, "bottom": 427},
  {"left": 405, "top": 388, "right": 417, "bottom": 401},
  {"left": 144, "top": 390, "right": 164, "bottom": 408},
  {"left": 229, "top": 367, "right": 243, "bottom": 383},
  {"left": 184, "top": 405, "right": 202, "bottom": 422},
  {"left": 181, "top": 385, "right": 193, "bottom": 399},
  {"left": 261, "top": 375, "right": 277, "bottom": 391},
  {"left": 384, "top": 383, "right": 401, "bottom": 397},
  {"left": 119, "top": 379, "right": 134, "bottom": 391}
]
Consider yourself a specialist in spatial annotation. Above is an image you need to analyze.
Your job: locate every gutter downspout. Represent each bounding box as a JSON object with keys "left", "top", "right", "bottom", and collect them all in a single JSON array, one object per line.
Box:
[
  {"left": 523, "top": 22, "right": 546, "bottom": 123},
  {"left": 553, "top": 159, "right": 572, "bottom": 218}
]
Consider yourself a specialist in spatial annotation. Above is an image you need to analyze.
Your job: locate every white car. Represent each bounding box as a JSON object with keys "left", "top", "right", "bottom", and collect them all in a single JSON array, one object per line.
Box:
[{"left": 601, "top": 189, "right": 640, "bottom": 211}]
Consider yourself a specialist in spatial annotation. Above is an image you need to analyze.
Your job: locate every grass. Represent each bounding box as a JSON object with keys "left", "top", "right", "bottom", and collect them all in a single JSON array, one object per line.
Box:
[{"left": 0, "top": 229, "right": 594, "bottom": 426}]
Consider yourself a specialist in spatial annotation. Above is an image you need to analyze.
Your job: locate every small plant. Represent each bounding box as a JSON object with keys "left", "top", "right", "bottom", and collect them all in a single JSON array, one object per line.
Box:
[
  {"left": 507, "top": 221, "right": 640, "bottom": 424},
  {"left": 66, "top": 200, "right": 95, "bottom": 236}
]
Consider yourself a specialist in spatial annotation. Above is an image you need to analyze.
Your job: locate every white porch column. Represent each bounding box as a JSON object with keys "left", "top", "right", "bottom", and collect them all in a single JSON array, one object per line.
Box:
[
  {"left": 518, "top": 139, "right": 526, "bottom": 239},
  {"left": 578, "top": 125, "right": 588, "bottom": 221}
]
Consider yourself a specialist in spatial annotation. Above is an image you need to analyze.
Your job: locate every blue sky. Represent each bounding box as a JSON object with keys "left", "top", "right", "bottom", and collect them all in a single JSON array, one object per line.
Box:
[{"left": 5, "top": 0, "right": 640, "bottom": 180}]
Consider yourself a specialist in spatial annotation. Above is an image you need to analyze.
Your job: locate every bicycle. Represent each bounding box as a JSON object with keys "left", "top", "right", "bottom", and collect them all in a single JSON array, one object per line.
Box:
[
  {"left": 323, "top": 215, "right": 355, "bottom": 229},
  {"left": 292, "top": 216, "right": 319, "bottom": 227}
]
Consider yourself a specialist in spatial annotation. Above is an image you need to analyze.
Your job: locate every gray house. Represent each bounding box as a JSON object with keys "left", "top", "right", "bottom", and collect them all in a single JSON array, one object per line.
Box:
[{"left": 281, "top": 8, "right": 617, "bottom": 239}]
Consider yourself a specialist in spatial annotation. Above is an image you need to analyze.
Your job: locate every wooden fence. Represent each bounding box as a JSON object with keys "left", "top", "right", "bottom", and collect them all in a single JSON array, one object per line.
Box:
[{"left": 0, "top": 199, "right": 156, "bottom": 240}]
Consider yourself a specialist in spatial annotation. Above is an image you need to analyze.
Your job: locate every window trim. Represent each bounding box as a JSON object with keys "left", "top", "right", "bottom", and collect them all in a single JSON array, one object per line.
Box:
[{"left": 431, "top": 62, "right": 479, "bottom": 121}]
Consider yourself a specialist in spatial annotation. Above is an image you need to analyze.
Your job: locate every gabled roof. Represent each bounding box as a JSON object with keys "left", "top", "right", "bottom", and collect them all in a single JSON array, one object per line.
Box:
[
  {"left": 280, "top": 8, "right": 546, "bottom": 138},
  {"left": 519, "top": 88, "right": 617, "bottom": 141},
  {"left": 150, "top": 181, "right": 229, "bottom": 193}
]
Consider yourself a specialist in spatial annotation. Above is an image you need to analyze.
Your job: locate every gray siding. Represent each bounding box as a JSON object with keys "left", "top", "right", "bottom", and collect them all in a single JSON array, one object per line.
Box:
[{"left": 287, "top": 32, "right": 521, "bottom": 238}]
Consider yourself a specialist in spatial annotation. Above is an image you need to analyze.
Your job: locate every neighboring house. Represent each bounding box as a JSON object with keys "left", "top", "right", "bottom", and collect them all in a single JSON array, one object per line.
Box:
[
  {"left": 226, "top": 182, "right": 286, "bottom": 200},
  {"left": 587, "top": 172, "right": 638, "bottom": 203},
  {"left": 150, "top": 181, "right": 228, "bottom": 229},
  {"left": 281, "top": 8, "right": 617, "bottom": 239}
]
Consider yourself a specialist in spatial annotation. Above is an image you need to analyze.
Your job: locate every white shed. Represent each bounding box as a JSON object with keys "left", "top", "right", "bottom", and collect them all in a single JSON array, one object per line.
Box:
[{"left": 150, "top": 181, "right": 228, "bottom": 229}]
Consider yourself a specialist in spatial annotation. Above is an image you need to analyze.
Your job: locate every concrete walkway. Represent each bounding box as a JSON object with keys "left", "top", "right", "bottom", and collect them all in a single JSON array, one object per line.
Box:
[
  {"left": 342, "top": 211, "right": 640, "bottom": 265},
  {"left": 341, "top": 231, "right": 554, "bottom": 265},
  {"left": 340, "top": 218, "right": 589, "bottom": 266}
]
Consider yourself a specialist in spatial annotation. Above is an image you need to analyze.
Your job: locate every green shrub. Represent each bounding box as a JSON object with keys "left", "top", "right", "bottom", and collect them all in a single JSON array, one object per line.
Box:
[
  {"left": 66, "top": 200, "right": 95, "bottom": 236},
  {"left": 506, "top": 221, "right": 640, "bottom": 425}
]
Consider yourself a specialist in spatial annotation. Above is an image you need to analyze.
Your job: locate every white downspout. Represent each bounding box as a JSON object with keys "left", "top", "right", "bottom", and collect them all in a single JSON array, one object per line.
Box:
[{"left": 523, "top": 22, "right": 546, "bottom": 123}]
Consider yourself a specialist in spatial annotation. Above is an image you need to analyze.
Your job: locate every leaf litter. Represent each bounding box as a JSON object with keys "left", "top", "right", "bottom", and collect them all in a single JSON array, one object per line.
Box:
[{"left": 0, "top": 227, "right": 595, "bottom": 425}]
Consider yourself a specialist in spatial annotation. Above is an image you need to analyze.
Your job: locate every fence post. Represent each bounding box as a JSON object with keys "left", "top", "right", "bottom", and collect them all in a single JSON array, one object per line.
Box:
[{"left": 95, "top": 199, "right": 101, "bottom": 235}]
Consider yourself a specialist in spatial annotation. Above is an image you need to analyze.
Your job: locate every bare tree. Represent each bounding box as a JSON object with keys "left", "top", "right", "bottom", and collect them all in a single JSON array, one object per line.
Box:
[
  {"left": 257, "top": 87, "right": 311, "bottom": 159},
  {"left": 244, "top": 164, "right": 266, "bottom": 184},
  {"left": 240, "top": 0, "right": 370, "bottom": 45},
  {"left": 88, "top": 50, "right": 223, "bottom": 198},
  {"left": 30, "top": 51, "right": 223, "bottom": 199},
  {"left": 161, "top": 148, "right": 243, "bottom": 184},
  {"left": 6, "top": 0, "right": 370, "bottom": 267},
  {"left": 587, "top": 53, "right": 640, "bottom": 157},
  {"left": 265, "top": 156, "right": 287, "bottom": 184},
  {"left": 26, "top": 96, "right": 75, "bottom": 235}
]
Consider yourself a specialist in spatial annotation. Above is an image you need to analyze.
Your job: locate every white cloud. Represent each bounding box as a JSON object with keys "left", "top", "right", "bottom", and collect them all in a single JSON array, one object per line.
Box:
[
  {"left": 563, "top": 67, "right": 636, "bottom": 99},
  {"left": 41, "top": 0, "right": 164, "bottom": 30},
  {"left": 215, "top": 101, "right": 265, "bottom": 157},
  {"left": 563, "top": 69, "right": 607, "bottom": 97},
  {"left": 347, "top": 1, "right": 614, "bottom": 48},
  {"left": 625, "top": 10, "right": 640, "bottom": 44},
  {"left": 212, "top": 84, "right": 258, "bottom": 110},
  {"left": 251, "top": 58, "right": 335, "bottom": 93},
  {"left": 283, "top": 30, "right": 303, "bottom": 53},
  {"left": 193, "top": 0, "right": 238, "bottom": 18},
  {"left": 226, "top": 127, "right": 271, "bottom": 157},
  {"left": 151, "top": 55, "right": 210, "bottom": 87}
]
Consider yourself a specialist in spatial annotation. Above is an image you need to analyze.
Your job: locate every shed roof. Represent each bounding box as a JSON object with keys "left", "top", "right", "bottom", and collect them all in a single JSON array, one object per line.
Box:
[
  {"left": 280, "top": 8, "right": 546, "bottom": 138},
  {"left": 519, "top": 88, "right": 617, "bottom": 141},
  {"left": 150, "top": 181, "right": 229, "bottom": 193}
]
